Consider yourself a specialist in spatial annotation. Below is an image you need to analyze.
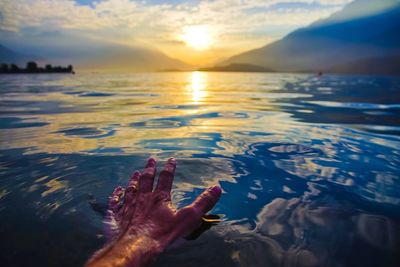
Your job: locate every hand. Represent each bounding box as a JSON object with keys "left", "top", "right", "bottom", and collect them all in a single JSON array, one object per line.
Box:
[{"left": 86, "top": 158, "right": 222, "bottom": 267}]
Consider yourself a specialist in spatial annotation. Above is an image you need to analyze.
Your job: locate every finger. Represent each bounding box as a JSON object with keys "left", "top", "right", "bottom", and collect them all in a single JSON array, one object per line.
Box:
[
  {"left": 128, "top": 170, "right": 141, "bottom": 187},
  {"left": 120, "top": 171, "right": 140, "bottom": 223},
  {"left": 124, "top": 171, "right": 140, "bottom": 203},
  {"left": 155, "top": 158, "right": 176, "bottom": 193},
  {"left": 191, "top": 186, "right": 222, "bottom": 214},
  {"left": 108, "top": 186, "right": 125, "bottom": 213},
  {"left": 138, "top": 157, "right": 157, "bottom": 193}
]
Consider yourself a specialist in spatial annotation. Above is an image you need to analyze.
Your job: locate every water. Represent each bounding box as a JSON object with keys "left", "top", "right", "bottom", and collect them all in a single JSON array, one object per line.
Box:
[{"left": 0, "top": 72, "right": 399, "bottom": 267}]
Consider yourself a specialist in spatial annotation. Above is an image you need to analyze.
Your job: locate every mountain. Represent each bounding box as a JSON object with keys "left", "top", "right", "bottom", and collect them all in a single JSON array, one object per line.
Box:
[
  {"left": 329, "top": 55, "right": 400, "bottom": 75},
  {"left": 0, "top": 44, "right": 41, "bottom": 66},
  {"left": 223, "top": 0, "right": 400, "bottom": 75},
  {"left": 79, "top": 44, "right": 193, "bottom": 72},
  {"left": 198, "top": 63, "right": 274, "bottom": 72},
  {"left": 0, "top": 42, "right": 192, "bottom": 72}
]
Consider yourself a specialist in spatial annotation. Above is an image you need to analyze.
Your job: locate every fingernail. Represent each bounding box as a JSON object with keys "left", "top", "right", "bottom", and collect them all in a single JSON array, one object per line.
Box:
[
  {"left": 146, "top": 157, "right": 156, "bottom": 167},
  {"left": 209, "top": 186, "right": 222, "bottom": 196},
  {"left": 168, "top": 157, "right": 176, "bottom": 164}
]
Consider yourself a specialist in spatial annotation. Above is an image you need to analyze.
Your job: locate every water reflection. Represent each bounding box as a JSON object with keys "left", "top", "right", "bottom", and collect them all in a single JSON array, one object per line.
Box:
[
  {"left": 0, "top": 73, "right": 399, "bottom": 267},
  {"left": 157, "top": 187, "right": 400, "bottom": 267},
  {"left": 186, "top": 71, "right": 207, "bottom": 104}
]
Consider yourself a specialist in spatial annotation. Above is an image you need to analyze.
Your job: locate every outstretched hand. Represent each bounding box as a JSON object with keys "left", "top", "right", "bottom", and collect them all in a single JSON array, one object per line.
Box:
[{"left": 87, "top": 158, "right": 222, "bottom": 267}]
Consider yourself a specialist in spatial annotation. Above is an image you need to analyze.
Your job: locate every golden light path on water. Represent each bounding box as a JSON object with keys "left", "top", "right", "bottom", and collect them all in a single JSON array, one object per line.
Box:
[
  {"left": 0, "top": 72, "right": 295, "bottom": 156},
  {"left": 2, "top": 70, "right": 387, "bottom": 175},
  {"left": 187, "top": 71, "right": 208, "bottom": 104}
]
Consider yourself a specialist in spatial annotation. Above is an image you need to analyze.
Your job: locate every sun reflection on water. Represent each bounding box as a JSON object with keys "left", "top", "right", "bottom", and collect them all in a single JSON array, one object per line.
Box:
[
  {"left": 187, "top": 71, "right": 207, "bottom": 104},
  {"left": 1, "top": 73, "right": 400, "bottom": 267}
]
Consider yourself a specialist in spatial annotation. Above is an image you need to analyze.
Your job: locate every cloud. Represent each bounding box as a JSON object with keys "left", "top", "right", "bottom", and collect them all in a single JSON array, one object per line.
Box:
[
  {"left": 0, "top": 0, "right": 353, "bottom": 64},
  {"left": 1, "top": 0, "right": 350, "bottom": 34}
]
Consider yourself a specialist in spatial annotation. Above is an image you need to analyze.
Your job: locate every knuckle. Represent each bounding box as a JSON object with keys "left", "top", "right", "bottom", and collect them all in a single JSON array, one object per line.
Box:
[
  {"left": 180, "top": 207, "right": 200, "bottom": 219},
  {"left": 153, "top": 191, "right": 171, "bottom": 202},
  {"left": 128, "top": 179, "right": 137, "bottom": 186},
  {"left": 109, "top": 195, "right": 119, "bottom": 203},
  {"left": 126, "top": 184, "right": 137, "bottom": 194},
  {"left": 113, "top": 186, "right": 123, "bottom": 193},
  {"left": 160, "top": 169, "right": 174, "bottom": 178},
  {"left": 166, "top": 162, "right": 176, "bottom": 170},
  {"left": 130, "top": 172, "right": 140, "bottom": 180},
  {"left": 196, "top": 193, "right": 216, "bottom": 212},
  {"left": 141, "top": 171, "right": 153, "bottom": 179},
  {"left": 200, "top": 192, "right": 215, "bottom": 204}
]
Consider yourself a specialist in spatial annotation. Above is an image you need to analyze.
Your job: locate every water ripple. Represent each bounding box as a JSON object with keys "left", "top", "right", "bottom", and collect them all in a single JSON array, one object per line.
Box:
[{"left": 0, "top": 72, "right": 399, "bottom": 267}]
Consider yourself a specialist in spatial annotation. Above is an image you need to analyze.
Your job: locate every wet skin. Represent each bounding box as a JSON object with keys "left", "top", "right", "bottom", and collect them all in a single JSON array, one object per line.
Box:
[{"left": 86, "top": 158, "right": 222, "bottom": 267}]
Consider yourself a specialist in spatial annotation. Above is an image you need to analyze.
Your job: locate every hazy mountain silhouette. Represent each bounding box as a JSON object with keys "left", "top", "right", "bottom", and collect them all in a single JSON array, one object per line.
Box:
[
  {"left": 0, "top": 44, "right": 41, "bottom": 65},
  {"left": 0, "top": 42, "right": 192, "bottom": 72},
  {"left": 224, "top": 0, "right": 400, "bottom": 75},
  {"left": 329, "top": 55, "right": 400, "bottom": 75},
  {"left": 199, "top": 63, "right": 274, "bottom": 72},
  {"left": 80, "top": 44, "right": 192, "bottom": 72}
]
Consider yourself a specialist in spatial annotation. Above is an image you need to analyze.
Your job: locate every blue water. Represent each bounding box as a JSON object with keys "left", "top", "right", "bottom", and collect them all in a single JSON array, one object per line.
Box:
[{"left": 0, "top": 72, "right": 399, "bottom": 266}]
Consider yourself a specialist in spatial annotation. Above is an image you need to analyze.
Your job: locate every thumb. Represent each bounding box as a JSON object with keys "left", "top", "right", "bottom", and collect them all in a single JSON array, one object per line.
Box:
[
  {"left": 191, "top": 186, "right": 222, "bottom": 214},
  {"left": 175, "top": 186, "right": 222, "bottom": 240}
]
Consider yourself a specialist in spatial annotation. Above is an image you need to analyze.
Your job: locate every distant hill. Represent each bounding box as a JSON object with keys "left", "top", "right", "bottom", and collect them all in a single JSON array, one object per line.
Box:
[
  {"left": 223, "top": 0, "right": 400, "bottom": 75},
  {"left": 0, "top": 43, "right": 192, "bottom": 72},
  {"left": 329, "top": 55, "right": 400, "bottom": 76},
  {"left": 0, "top": 44, "right": 40, "bottom": 66},
  {"left": 80, "top": 44, "right": 193, "bottom": 72},
  {"left": 198, "top": 63, "right": 274, "bottom": 72}
]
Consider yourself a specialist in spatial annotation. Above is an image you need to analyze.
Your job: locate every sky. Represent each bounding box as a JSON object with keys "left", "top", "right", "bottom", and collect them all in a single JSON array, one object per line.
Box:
[{"left": 0, "top": 0, "right": 355, "bottom": 66}]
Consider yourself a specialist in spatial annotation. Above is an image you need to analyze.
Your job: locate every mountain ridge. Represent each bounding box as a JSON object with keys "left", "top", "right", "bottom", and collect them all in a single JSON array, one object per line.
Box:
[
  {"left": 0, "top": 43, "right": 192, "bottom": 72},
  {"left": 0, "top": 44, "right": 41, "bottom": 66},
  {"left": 223, "top": 0, "right": 400, "bottom": 75},
  {"left": 198, "top": 63, "right": 274, "bottom": 72}
]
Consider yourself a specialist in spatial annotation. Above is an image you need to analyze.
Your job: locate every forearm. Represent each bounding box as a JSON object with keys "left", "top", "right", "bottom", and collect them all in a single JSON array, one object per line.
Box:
[{"left": 86, "top": 235, "right": 164, "bottom": 267}]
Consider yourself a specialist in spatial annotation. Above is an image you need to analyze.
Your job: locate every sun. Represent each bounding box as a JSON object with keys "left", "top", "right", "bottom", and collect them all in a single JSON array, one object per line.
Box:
[{"left": 181, "top": 25, "right": 213, "bottom": 50}]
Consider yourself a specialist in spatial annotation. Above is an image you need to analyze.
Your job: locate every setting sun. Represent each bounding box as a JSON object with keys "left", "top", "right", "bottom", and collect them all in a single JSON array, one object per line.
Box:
[{"left": 181, "top": 25, "right": 213, "bottom": 50}]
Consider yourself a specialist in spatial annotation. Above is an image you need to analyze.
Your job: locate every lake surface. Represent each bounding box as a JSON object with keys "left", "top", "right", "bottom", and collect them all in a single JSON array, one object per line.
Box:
[{"left": 0, "top": 72, "right": 399, "bottom": 267}]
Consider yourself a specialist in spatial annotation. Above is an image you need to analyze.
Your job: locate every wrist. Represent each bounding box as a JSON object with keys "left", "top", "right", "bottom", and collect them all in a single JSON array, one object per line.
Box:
[
  {"left": 123, "top": 223, "right": 178, "bottom": 251},
  {"left": 86, "top": 232, "right": 166, "bottom": 267}
]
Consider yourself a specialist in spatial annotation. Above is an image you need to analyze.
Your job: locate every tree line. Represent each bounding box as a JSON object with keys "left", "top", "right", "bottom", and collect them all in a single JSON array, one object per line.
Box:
[{"left": 0, "top": 61, "right": 74, "bottom": 74}]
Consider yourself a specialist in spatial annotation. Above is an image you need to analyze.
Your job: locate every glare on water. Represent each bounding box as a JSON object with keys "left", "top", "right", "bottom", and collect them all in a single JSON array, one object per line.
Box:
[
  {"left": 0, "top": 72, "right": 400, "bottom": 267},
  {"left": 186, "top": 71, "right": 208, "bottom": 104}
]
